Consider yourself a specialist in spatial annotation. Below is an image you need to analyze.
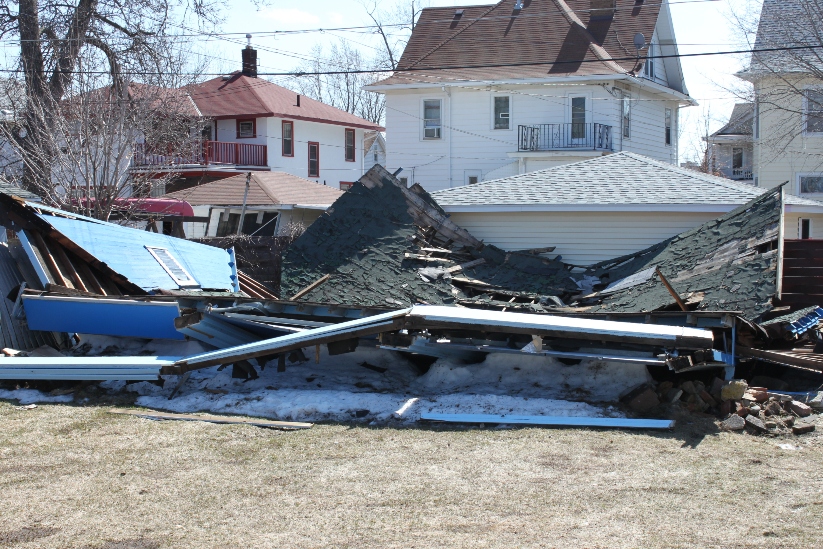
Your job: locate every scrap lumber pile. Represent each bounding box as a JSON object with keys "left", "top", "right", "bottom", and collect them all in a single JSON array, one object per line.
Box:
[
  {"left": 579, "top": 188, "right": 782, "bottom": 319},
  {"left": 281, "top": 166, "right": 581, "bottom": 310}
]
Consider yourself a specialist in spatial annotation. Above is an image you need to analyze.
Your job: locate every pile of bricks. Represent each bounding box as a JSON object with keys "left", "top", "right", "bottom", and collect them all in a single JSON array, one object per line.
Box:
[{"left": 620, "top": 378, "right": 819, "bottom": 436}]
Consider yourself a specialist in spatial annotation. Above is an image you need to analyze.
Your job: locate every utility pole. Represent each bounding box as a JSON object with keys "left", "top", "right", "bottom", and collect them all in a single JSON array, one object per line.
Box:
[{"left": 237, "top": 172, "right": 251, "bottom": 235}]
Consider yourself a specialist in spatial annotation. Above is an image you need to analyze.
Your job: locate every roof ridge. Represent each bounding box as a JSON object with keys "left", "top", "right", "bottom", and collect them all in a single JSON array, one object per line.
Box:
[
  {"left": 253, "top": 174, "right": 282, "bottom": 206},
  {"left": 619, "top": 152, "right": 763, "bottom": 195},
  {"left": 550, "top": 0, "right": 629, "bottom": 74}
]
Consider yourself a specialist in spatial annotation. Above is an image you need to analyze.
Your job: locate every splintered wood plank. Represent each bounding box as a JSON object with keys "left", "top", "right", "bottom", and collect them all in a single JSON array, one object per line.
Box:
[
  {"left": 289, "top": 274, "right": 330, "bottom": 301},
  {"left": 109, "top": 408, "right": 312, "bottom": 429}
]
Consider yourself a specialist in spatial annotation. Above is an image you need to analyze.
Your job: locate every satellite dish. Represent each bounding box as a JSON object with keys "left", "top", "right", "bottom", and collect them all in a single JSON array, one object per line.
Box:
[{"left": 633, "top": 33, "right": 647, "bottom": 50}]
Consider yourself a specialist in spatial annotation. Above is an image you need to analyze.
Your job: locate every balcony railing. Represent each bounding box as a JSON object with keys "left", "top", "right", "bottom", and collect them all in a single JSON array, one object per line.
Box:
[
  {"left": 132, "top": 140, "right": 268, "bottom": 168},
  {"left": 518, "top": 123, "right": 613, "bottom": 152},
  {"left": 731, "top": 168, "right": 753, "bottom": 180}
]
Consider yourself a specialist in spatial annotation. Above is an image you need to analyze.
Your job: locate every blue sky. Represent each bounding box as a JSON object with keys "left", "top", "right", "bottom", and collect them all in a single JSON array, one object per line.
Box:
[{"left": 204, "top": 0, "right": 758, "bottom": 160}]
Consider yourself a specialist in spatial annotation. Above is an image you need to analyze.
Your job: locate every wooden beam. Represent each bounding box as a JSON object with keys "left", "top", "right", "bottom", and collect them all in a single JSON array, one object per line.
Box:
[
  {"left": 289, "top": 274, "right": 330, "bottom": 301},
  {"left": 446, "top": 258, "right": 486, "bottom": 274},
  {"left": 109, "top": 408, "right": 312, "bottom": 430},
  {"left": 52, "top": 244, "right": 88, "bottom": 293},
  {"left": 30, "top": 231, "right": 66, "bottom": 286},
  {"left": 655, "top": 267, "right": 688, "bottom": 312}
]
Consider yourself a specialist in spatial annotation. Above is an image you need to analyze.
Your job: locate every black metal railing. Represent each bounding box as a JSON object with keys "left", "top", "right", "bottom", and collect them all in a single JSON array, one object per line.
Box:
[{"left": 518, "top": 123, "right": 613, "bottom": 151}]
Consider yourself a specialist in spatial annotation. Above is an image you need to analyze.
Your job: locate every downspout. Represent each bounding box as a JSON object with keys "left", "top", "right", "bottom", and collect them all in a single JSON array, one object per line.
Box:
[{"left": 444, "top": 85, "right": 453, "bottom": 187}]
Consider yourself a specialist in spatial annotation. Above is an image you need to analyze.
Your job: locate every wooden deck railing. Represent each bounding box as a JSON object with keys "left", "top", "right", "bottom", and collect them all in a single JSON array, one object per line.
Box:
[{"left": 133, "top": 141, "right": 268, "bottom": 168}]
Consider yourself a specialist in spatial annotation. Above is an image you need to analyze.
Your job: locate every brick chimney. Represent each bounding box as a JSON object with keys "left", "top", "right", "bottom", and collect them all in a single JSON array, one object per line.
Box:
[{"left": 241, "top": 34, "right": 258, "bottom": 78}]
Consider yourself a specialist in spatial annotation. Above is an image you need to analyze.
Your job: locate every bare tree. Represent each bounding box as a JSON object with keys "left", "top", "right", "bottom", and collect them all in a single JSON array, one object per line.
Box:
[
  {"left": 292, "top": 40, "right": 389, "bottom": 124},
  {"left": 729, "top": 0, "right": 823, "bottom": 165},
  {"left": 0, "top": 0, "right": 222, "bottom": 193},
  {"left": 291, "top": 0, "right": 427, "bottom": 125},
  {"left": 680, "top": 106, "right": 724, "bottom": 175}
]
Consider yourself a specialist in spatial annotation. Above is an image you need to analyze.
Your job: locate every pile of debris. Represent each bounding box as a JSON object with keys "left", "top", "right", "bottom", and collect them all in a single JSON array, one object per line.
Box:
[{"left": 622, "top": 377, "right": 821, "bottom": 435}]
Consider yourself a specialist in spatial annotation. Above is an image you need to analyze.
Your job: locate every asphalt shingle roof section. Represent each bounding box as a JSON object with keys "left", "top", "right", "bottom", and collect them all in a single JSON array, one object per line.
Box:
[
  {"left": 745, "top": 0, "right": 823, "bottom": 75},
  {"left": 372, "top": 0, "right": 659, "bottom": 86},
  {"left": 161, "top": 172, "right": 344, "bottom": 207},
  {"left": 711, "top": 103, "right": 753, "bottom": 137},
  {"left": 188, "top": 74, "right": 384, "bottom": 131},
  {"left": 431, "top": 152, "right": 823, "bottom": 208}
]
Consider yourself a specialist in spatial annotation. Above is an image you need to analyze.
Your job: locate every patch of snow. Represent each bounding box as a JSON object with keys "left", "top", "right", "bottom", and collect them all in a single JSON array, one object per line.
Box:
[
  {"left": 0, "top": 388, "right": 73, "bottom": 405},
  {"left": 134, "top": 346, "right": 634, "bottom": 424}
]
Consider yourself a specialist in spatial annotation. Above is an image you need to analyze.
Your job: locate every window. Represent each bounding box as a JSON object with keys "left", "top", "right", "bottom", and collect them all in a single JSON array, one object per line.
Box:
[
  {"left": 665, "top": 108, "right": 672, "bottom": 146},
  {"left": 494, "top": 96, "right": 510, "bottom": 129},
  {"left": 644, "top": 43, "right": 655, "bottom": 79},
  {"left": 804, "top": 90, "right": 823, "bottom": 134},
  {"left": 465, "top": 170, "right": 481, "bottom": 185},
  {"left": 571, "top": 96, "right": 586, "bottom": 139},
  {"left": 398, "top": 177, "right": 408, "bottom": 187},
  {"left": 800, "top": 173, "right": 823, "bottom": 193},
  {"left": 800, "top": 218, "right": 812, "bottom": 240},
  {"left": 237, "top": 119, "right": 255, "bottom": 138},
  {"left": 308, "top": 142, "right": 319, "bottom": 177},
  {"left": 373, "top": 151, "right": 378, "bottom": 162},
  {"left": 622, "top": 93, "right": 631, "bottom": 138},
  {"left": 423, "top": 99, "right": 441, "bottom": 139},
  {"left": 340, "top": 182, "right": 354, "bottom": 191},
  {"left": 145, "top": 246, "right": 199, "bottom": 288},
  {"left": 345, "top": 128, "right": 355, "bottom": 162},
  {"left": 282, "top": 121, "right": 293, "bottom": 157},
  {"left": 732, "top": 147, "right": 743, "bottom": 170}
]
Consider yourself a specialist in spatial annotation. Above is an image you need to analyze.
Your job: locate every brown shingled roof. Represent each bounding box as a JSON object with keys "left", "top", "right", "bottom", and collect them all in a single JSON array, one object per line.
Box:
[
  {"left": 161, "top": 172, "right": 344, "bottom": 207},
  {"left": 373, "top": 0, "right": 660, "bottom": 86},
  {"left": 188, "top": 74, "right": 384, "bottom": 131}
]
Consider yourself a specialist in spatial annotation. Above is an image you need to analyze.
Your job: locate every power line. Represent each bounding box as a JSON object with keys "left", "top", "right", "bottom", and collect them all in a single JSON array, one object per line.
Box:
[{"left": 0, "top": 44, "right": 812, "bottom": 77}]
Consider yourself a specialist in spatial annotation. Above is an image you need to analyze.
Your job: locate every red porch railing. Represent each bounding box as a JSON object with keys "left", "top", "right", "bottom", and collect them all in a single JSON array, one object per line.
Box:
[{"left": 133, "top": 140, "right": 268, "bottom": 168}]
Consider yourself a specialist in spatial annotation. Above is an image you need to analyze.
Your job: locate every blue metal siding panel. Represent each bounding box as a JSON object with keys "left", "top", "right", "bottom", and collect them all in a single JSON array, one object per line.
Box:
[
  {"left": 42, "top": 216, "right": 234, "bottom": 291},
  {"left": 22, "top": 296, "right": 184, "bottom": 340}
]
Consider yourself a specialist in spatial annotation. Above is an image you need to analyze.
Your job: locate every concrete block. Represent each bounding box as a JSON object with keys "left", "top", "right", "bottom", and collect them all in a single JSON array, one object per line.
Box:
[
  {"left": 745, "top": 414, "right": 768, "bottom": 433},
  {"left": 721, "top": 414, "right": 746, "bottom": 431}
]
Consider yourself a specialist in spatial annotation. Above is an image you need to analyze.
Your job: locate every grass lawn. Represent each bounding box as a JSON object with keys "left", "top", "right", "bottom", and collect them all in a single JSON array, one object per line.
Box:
[{"left": 1, "top": 400, "right": 822, "bottom": 549}]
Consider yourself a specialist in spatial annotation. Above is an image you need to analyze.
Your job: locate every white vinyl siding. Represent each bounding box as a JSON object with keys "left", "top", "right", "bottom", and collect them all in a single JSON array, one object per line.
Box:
[
  {"left": 447, "top": 210, "right": 823, "bottom": 265},
  {"left": 384, "top": 84, "right": 680, "bottom": 192}
]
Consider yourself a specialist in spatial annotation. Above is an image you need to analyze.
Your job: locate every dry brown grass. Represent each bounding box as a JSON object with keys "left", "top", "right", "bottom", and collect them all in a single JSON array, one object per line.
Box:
[{"left": 1, "top": 400, "right": 822, "bottom": 549}]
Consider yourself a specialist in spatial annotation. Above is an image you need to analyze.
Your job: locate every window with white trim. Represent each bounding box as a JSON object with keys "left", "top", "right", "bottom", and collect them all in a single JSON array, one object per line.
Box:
[
  {"left": 644, "top": 43, "right": 655, "bottom": 79},
  {"left": 493, "top": 96, "right": 510, "bottom": 129},
  {"left": 799, "top": 173, "right": 823, "bottom": 194},
  {"left": 804, "top": 89, "right": 823, "bottom": 134},
  {"left": 423, "top": 99, "right": 441, "bottom": 139},
  {"left": 145, "top": 246, "right": 199, "bottom": 288},
  {"left": 622, "top": 93, "right": 631, "bottom": 138}
]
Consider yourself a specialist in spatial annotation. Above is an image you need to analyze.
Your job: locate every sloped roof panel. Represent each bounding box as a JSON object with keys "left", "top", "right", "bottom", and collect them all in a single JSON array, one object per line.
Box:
[
  {"left": 431, "top": 152, "right": 823, "bottom": 208},
  {"left": 162, "top": 172, "right": 344, "bottom": 207},
  {"left": 188, "top": 74, "right": 383, "bottom": 130},
  {"left": 375, "top": 0, "right": 660, "bottom": 86}
]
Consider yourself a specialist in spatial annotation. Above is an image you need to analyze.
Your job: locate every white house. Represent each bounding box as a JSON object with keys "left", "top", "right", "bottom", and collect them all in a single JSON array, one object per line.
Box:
[
  {"left": 707, "top": 103, "right": 754, "bottom": 182},
  {"left": 365, "top": 0, "right": 694, "bottom": 192},
  {"left": 431, "top": 152, "right": 823, "bottom": 265},
  {"left": 132, "top": 43, "right": 384, "bottom": 192},
  {"left": 736, "top": 0, "right": 823, "bottom": 200}
]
